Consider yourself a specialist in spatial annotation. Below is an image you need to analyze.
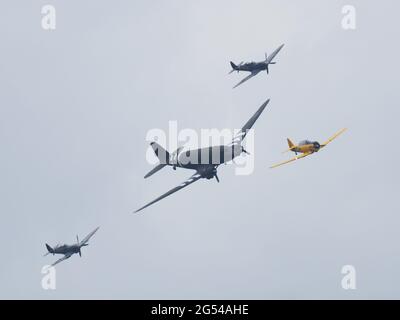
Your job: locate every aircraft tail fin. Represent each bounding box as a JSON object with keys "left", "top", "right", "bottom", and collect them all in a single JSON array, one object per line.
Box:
[
  {"left": 45, "top": 244, "right": 54, "bottom": 254},
  {"left": 150, "top": 142, "right": 170, "bottom": 165},
  {"left": 144, "top": 163, "right": 167, "bottom": 179},
  {"left": 229, "top": 61, "right": 238, "bottom": 74},
  {"left": 282, "top": 138, "right": 296, "bottom": 153}
]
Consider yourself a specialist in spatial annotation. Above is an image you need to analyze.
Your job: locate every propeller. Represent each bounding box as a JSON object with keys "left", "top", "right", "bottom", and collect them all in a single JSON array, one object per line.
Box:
[
  {"left": 77, "top": 235, "right": 82, "bottom": 257},
  {"left": 214, "top": 173, "right": 220, "bottom": 183},
  {"left": 241, "top": 147, "right": 250, "bottom": 155}
]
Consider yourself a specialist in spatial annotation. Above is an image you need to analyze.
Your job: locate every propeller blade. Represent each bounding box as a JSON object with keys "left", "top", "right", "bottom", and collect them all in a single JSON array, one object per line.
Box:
[
  {"left": 79, "top": 249, "right": 82, "bottom": 257},
  {"left": 242, "top": 148, "right": 250, "bottom": 155},
  {"left": 215, "top": 173, "right": 220, "bottom": 183}
]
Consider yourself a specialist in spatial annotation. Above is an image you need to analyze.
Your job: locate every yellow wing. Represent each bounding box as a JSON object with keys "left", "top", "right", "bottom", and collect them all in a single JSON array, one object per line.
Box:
[
  {"left": 270, "top": 152, "right": 312, "bottom": 169},
  {"left": 321, "top": 128, "right": 347, "bottom": 147}
]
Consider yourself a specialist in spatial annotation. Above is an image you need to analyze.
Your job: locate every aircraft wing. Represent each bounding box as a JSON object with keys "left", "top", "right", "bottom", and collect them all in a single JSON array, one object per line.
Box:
[
  {"left": 233, "top": 70, "right": 261, "bottom": 88},
  {"left": 229, "top": 99, "right": 270, "bottom": 147},
  {"left": 321, "top": 128, "right": 347, "bottom": 147},
  {"left": 270, "top": 152, "right": 312, "bottom": 169},
  {"left": 80, "top": 226, "right": 100, "bottom": 246},
  {"left": 51, "top": 253, "right": 73, "bottom": 267},
  {"left": 134, "top": 172, "right": 203, "bottom": 213},
  {"left": 266, "top": 44, "right": 284, "bottom": 63}
]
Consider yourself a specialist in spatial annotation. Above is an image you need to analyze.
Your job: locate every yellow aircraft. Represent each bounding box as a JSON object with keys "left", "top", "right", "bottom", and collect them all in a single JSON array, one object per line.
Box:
[{"left": 270, "top": 128, "right": 347, "bottom": 169}]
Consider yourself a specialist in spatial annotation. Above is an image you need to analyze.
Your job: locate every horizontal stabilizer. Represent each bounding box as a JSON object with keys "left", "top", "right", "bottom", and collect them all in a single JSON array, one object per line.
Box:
[{"left": 144, "top": 163, "right": 167, "bottom": 179}]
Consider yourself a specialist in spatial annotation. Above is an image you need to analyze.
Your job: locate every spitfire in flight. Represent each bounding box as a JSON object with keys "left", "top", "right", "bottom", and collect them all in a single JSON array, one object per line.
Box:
[
  {"left": 229, "top": 44, "right": 284, "bottom": 88},
  {"left": 44, "top": 227, "right": 100, "bottom": 266}
]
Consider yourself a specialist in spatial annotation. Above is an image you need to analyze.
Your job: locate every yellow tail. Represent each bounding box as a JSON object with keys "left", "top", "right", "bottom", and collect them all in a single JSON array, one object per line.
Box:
[{"left": 282, "top": 138, "right": 296, "bottom": 153}]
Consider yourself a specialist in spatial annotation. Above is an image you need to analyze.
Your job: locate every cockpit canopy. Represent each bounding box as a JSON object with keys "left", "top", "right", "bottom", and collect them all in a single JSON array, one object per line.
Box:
[{"left": 298, "top": 140, "right": 313, "bottom": 146}]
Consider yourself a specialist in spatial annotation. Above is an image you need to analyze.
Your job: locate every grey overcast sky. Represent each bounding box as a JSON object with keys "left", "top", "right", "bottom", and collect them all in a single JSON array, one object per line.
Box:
[{"left": 0, "top": 0, "right": 399, "bottom": 299}]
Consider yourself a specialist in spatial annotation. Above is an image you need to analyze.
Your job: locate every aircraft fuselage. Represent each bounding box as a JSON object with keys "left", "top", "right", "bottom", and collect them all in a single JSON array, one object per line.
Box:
[
  {"left": 293, "top": 141, "right": 321, "bottom": 154},
  {"left": 236, "top": 62, "right": 267, "bottom": 72},
  {"left": 51, "top": 244, "right": 80, "bottom": 255},
  {"left": 174, "top": 145, "right": 243, "bottom": 170}
]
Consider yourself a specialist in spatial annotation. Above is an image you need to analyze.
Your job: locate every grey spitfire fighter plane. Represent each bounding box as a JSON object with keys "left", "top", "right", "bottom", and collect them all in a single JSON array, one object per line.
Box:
[
  {"left": 229, "top": 44, "right": 284, "bottom": 88},
  {"left": 44, "top": 227, "right": 99, "bottom": 266},
  {"left": 134, "top": 99, "right": 270, "bottom": 213}
]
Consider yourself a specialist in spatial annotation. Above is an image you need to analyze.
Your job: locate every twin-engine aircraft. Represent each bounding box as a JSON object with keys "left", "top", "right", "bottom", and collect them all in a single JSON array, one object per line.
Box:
[
  {"left": 44, "top": 227, "right": 100, "bottom": 266},
  {"left": 229, "top": 44, "right": 284, "bottom": 88},
  {"left": 270, "top": 128, "right": 347, "bottom": 169},
  {"left": 134, "top": 99, "right": 270, "bottom": 213}
]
